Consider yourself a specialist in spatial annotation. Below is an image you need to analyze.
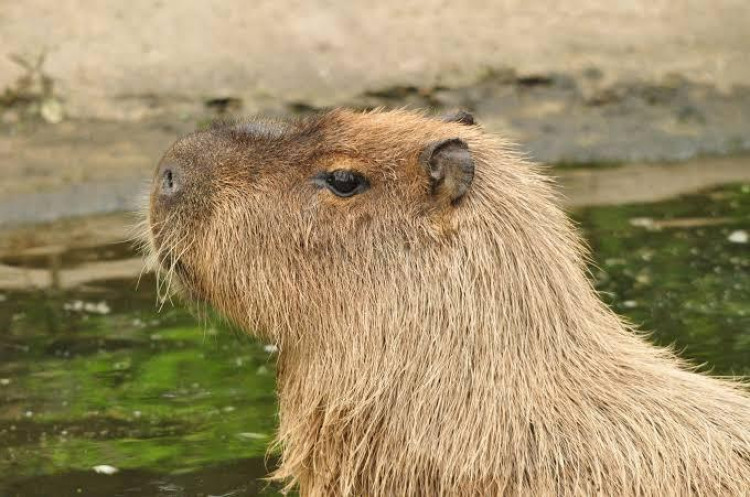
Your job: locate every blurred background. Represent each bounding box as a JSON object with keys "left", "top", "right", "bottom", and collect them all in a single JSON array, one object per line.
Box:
[{"left": 1, "top": 2, "right": 749, "bottom": 496}]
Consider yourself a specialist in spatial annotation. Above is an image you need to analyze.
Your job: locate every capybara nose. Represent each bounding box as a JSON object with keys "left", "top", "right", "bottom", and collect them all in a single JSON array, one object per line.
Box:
[{"left": 157, "top": 163, "right": 181, "bottom": 199}]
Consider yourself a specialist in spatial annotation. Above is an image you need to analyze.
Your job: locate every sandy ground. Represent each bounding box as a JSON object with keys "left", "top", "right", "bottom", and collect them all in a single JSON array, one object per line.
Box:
[{"left": 2, "top": 1, "right": 750, "bottom": 120}]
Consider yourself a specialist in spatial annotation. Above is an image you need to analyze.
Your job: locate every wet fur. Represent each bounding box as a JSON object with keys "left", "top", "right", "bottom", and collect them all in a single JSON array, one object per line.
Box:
[{"left": 146, "top": 109, "right": 750, "bottom": 496}]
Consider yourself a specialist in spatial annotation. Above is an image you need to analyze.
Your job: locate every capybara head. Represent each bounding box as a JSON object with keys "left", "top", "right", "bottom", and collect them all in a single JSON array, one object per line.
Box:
[{"left": 147, "top": 109, "right": 555, "bottom": 343}]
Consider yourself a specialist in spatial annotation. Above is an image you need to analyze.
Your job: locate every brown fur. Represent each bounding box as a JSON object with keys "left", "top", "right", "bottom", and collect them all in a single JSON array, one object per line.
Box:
[{"left": 145, "top": 109, "right": 750, "bottom": 496}]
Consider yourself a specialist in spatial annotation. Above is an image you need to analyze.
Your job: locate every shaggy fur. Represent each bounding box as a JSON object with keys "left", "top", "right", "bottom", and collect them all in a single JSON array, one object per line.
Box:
[{"left": 145, "top": 109, "right": 750, "bottom": 496}]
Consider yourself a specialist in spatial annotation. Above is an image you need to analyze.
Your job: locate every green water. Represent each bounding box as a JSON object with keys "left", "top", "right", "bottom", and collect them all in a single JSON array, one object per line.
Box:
[
  {"left": 1, "top": 184, "right": 748, "bottom": 496},
  {"left": 0, "top": 287, "right": 283, "bottom": 496},
  {"left": 581, "top": 184, "right": 750, "bottom": 375}
]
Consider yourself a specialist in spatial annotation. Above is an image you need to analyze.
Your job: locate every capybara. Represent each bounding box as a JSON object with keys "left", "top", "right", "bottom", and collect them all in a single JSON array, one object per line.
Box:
[{"left": 146, "top": 109, "right": 750, "bottom": 496}]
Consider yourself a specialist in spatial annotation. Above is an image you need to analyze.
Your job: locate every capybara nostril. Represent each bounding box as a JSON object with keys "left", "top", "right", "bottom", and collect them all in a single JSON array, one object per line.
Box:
[{"left": 158, "top": 164, "right": 181, "bottom": 198}]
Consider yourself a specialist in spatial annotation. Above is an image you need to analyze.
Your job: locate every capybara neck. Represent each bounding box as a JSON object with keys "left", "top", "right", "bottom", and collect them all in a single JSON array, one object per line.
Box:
[
  {"left": 272, "top": 157, "right": 748, "bottom": 496},
  {"left": 148, "top": 109, "right": 750, "bottom": 497}
]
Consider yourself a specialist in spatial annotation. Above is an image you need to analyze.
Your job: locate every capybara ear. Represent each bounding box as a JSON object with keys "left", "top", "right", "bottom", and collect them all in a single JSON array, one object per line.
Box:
[
  {"left": 442, "top": 110, "right": 475, "bottom": 126},
  {"left": 419, "top": 138, "right": 475, "bottom": 204}
]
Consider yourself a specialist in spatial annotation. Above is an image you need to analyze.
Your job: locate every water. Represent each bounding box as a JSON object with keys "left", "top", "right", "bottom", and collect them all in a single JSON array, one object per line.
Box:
[
  {"left": 0, "top": 278, "right": 284, "bottom": 496},
  {"left": 1, "top": 183, "right": 748, "bottom": 496},
  {"left": 581, "top": 183, "right": 750, "bottom": 375}
]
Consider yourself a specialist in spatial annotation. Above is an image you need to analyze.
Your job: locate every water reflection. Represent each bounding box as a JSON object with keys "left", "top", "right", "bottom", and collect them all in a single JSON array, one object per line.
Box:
[
  {"left": 5, "top": 457, "right": 277, "bottom": 497},
  {"left": 0, "top": 283, "right": 284, "bottom": 496}
]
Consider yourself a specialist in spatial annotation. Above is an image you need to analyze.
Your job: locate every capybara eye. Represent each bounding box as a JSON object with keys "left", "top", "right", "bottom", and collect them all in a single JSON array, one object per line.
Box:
[{"left": 312, "top": 170, "right": 370, "bottom": 198}]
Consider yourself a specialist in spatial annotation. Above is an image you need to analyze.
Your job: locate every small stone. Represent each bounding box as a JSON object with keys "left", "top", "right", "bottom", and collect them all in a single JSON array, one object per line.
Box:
[
  {"left": 40, "top": 98, "right": 64, "bottom": 124},
  {"left": 237, "top": 432, "right": 267, "bottom": 440},
  {"left": 622, "top": 300, "right": 638, "bottom": 308},
  {"left": 93, "top": 465, "right": 119, "bottom": 475},
  {"left": 65, "top": 300, "right": 110, "bottom": 314},
  {"left": 83, "top": 301, "right": 110, "bottom": 314},
  {"left": 727, "top": 230, "right": 748, "bottom": 244},
  {"left": 629, "top": 217, "right": 655, "bottom": 229},
  {"left": 0, "top": 378, "right": 10, "bottom": 386},
  {"left": 64, "top": 300, "right": 84, "bottom": 312},
  {"left": 264, "top": 344, "right": 278, "bottom": 354}
]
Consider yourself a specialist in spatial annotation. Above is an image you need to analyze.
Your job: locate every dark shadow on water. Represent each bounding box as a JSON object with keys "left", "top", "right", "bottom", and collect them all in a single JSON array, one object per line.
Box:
[
  {"left": 0, "top": 241, "right": 137, "bottom": 270},
  {"left": 2, "top": 457, "right": 282, "bottom": 497}
]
